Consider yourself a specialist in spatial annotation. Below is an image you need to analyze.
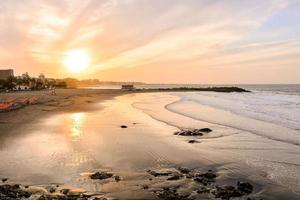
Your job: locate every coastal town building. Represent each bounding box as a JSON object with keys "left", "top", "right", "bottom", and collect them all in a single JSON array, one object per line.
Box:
[
  {"left": 39, "top": 74, "right": 46, "bottom": 83},
  {"left": 0, "top": 69, "right": 14, "bottom": 80},
  {"left": 13, "top": 85, "right": 31, "bottom": 91}
]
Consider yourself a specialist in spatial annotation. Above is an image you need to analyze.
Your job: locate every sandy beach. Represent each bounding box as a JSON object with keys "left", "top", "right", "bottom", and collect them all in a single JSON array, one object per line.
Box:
[
  {"left": 0, "top": 89, "right": 127, "bottom": 124},
  {"left": 0, "top": 88, "right": 299, "bottom": 200},
  {"left": 1, "top": 0, "right": 299, "bottom": 199}
]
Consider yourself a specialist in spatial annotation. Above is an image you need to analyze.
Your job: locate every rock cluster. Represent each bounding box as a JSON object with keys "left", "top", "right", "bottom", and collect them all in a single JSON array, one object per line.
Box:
[
  {"left": 155, "top": 187, "right": 189, "bottom": 200},
  {"left": 0, "top": 184, "right": 31, "bottom": 199},
  {"left": 145, "top": 167, "right": 255, "bottom": 200},
  {"left": 213, "top": 181, "right": 254, "bottom": 199},
  {"left": 147, "top": 169, "right": 172, "bottom": 177},
  {"left": 193, "top": 170, "right": 217, "bottom": 185},
  {"left": 174, "top": 128, "right": 212, "bottom": 136},
  {"left": 90, "top": 172, "right": 114, "bottom": 180},
  {"left": 0, "top": 183, "right": 118, "bottom": 200},
  {"left": 188, "top": 140, "right": 199, "bottom": 144}
]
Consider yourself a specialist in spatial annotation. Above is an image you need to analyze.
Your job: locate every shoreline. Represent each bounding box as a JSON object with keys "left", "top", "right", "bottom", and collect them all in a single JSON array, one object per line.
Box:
[
  {"left": 0, "top": 89, "right": 299, "bottom": 199},
  {"left": 0, "top": 87, "right": 249, "bottom": 130},
  {"left": 0, "top": 89, "right": 128, "bottom": 128}
]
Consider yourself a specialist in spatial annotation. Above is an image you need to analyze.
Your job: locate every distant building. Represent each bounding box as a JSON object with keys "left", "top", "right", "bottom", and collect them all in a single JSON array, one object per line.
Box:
[
  {"left": 0, "top": 69, "right": 14, "bottom": 80},
  {"left": 39, "top": 73, "right": 46, "bottom": 83},
  {"left": 13, "top": 85, "right": 31, "bottom": 91},
  {"left": 122, "top": 84, "right": 135, "bottom": 90}
]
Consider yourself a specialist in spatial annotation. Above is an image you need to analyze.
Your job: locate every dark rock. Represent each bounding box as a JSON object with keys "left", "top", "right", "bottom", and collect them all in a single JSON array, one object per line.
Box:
[
  {"left": 142, "top": 185, "right": 149, "bottom": 190},
  {"left": 155, "top": 187, "right": 188, "bottom": 200},
  {"left": 175, "top": 130, "right": 202, "bottom": 136},
  {"left": 61, "top": 188, "right": 70, "bottom": 195},
  {"left": 1, "top": 178, "right": 8, "bottom": 183},
  {"left": 49, "top": 187, "right": 56, "bottom": 193},
  {"left": 247, "top": 197, "right": 264, "bottom": 200},
  {"left": 39, "top": 194, "right": 89, "bottom": 200},
  {"left": 197, "top": 186, "right": 210, "bottom": 194},
  {"left": 0, "top": 184, "right": 32, "bottom": 199},
  {"left": 188, "top": 140, "right": 199, "bottom": 144},
  {"left": 186, "top": 174, "right": 193, "bottom": 179},
  {"left": 147, "top": 170, "right": 172, "bottom": 177},
  {"left": 12, "top": 184, "right": 20, "bottom": 189},
  {"left": 193, "top": 171, "right": 217, "bottom": 185},
  {"left": 178, "top": 167, "right": 191, "bottom": 174},
  {"left": 120, "top": 125, "right": 128, "bottom": 128},
  {"left": 175, "top": 128, "right": 212, "bottom": 136},
  {"left": 167, "top": 174, "right": 181, "bottom": 181},
  {"left": 212, "top": 182, "right": 253, "bottom": 199},
  {"left": 114, "top": 175, "right": 121, "bottom": 182},
  {"left": 213, "top": 185, "right": 244, "bottom": 199},
  {"left": 237, "top": 181, "right": 253, "bottom": 194},
  {"left": 199, "top": 128, "right": 212, "bottom": 133},
  {"left": 90, "top": 172, "right": 114, "bottom": 180},
  {"left": 140, "top": 87, "right": 250, "bottom": 93}
]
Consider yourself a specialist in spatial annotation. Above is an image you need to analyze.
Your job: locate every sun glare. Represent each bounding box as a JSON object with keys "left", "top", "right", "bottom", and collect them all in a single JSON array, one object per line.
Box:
[{"left": 64, "top": 49, "right": 90, "bottom": 73}]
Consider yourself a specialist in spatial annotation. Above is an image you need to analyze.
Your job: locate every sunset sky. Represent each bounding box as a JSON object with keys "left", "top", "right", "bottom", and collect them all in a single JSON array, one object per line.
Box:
[{"left": 0, "top": 0, "right": 299, "bottom": 83}]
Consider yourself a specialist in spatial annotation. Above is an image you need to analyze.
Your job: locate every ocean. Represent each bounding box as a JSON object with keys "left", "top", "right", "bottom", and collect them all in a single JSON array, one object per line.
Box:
[
  {"left": 129, "top": 84, "right": 300, "bottom": 195},
  {"left": 86, "top": 84, "right": 300, "bottom": 131}
]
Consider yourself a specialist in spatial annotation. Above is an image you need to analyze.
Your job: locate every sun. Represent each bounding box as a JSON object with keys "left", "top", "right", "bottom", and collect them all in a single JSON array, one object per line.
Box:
[{"left": 64, "top": 49, "right": 90, "bottom": 73}]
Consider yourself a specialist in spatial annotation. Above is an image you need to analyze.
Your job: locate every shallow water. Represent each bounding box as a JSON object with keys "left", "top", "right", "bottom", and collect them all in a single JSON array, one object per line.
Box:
[
  {"left": 133, "top": 92, "right": 300, "bottom": 196},
  {"left": 0, "top": 95, "right": 220, "bottom": 187}
]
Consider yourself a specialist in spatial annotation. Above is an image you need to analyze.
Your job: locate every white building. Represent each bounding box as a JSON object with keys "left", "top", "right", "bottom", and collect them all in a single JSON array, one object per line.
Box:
[{"left": 13, "top": 85, "right": 31, "bottom": 91}]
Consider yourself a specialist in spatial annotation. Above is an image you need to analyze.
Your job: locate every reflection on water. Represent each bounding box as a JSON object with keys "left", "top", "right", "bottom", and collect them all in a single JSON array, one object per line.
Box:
[
  {"left": 70, "top": 113, "right": 85, "bottom": 141},
  {"left": 65, "top": 112, "right": 92, "bottom": 167}
]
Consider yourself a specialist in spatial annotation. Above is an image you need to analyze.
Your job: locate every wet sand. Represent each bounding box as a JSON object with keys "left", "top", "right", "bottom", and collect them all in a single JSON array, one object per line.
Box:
[{"left": 0, "top": 90, "right": 299, "bottom": 199}]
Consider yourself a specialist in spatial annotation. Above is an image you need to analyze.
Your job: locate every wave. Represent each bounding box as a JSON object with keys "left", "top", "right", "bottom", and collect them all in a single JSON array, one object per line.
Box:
[{"left": 165, "top": 92, "right": 300, "bottom": 147}]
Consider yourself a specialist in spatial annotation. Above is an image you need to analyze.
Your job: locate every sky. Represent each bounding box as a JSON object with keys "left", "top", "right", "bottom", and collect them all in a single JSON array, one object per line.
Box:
[{"left": 0, "top": 0, "right": 299, "bottom": 84}]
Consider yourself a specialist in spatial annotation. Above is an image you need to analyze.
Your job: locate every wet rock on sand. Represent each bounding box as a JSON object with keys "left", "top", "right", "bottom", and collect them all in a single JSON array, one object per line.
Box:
[
  {"left": 237, "top": 181, "right": 253, "bottom": 194},
  {"left": 90, "top": 172, "right": 114, "bottom": 180},
  {"left": 49, "top": 187, "right": 56, "bottom": 193},
  {"left": 0, "top": 183, "right": 108, "bottom": 200},
  {"left": 178, "top": 167, "right": 191, "bottom": 174},
  {"left": 174, "top": 128, "right": 212, "bottom": 136},
  {"left": 188, "top": 140, "right": 199, "bottom": 144},
  {"left": 147, "top": 169, "right": 172, "bottom": 177},
  {"left": 198, "top": 128, "right": 212, "bottom": 133},
  {"left": 0, "top": 184, "right": 32, "bottom": 199},
  {"left": 167, "top": 174, "right": 182, "bottom": 181},
  {"left": 213, "top": 181, "right": 254, "bottom": 199},
  {"left": 114, "top": 175, "right": 121, "bottom": 182},
  {"left": 120, "top": 125, "right": 128, "bottom": 128},
  {"left": 1, "top": 178, "right": 8, "bottom": 183},
  {"left": 145, "top": 167, "right": 255, "bottom": 200},
  {"left": 155, "top": 187, "right": 189, "bottom": 200},
  {"left": 148, "top": 169, "right": 183, "bottom": 181},
  {"left": 193, "top": 170, "right": 217, "bottom": 185}
]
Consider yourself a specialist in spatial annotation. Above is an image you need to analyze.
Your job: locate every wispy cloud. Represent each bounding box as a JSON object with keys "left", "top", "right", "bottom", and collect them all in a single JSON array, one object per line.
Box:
[{"left": 0, "top": 0, "right": 299, "bottom": 83}]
